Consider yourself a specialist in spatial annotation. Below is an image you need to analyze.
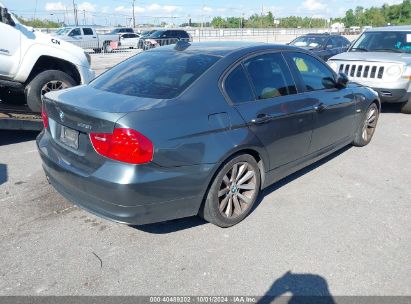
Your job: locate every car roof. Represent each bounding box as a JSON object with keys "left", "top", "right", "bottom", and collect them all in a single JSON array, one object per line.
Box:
[
  {"left": 150, "top": 41, "right": 302, "bottom": 57},
  {"left": 368, "top": 25, "right": 411, "bottom": 32},
  {"left": 301, "top": 33, "right": 340, "bottom": 37}
]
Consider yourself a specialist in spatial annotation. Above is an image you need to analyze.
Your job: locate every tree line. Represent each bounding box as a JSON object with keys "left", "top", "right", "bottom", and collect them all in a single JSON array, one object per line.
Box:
[
  {"left": 210, "top": 0, "right": 411, "bottom": 28},
  {"left": 13, "top": 0, "right": 411, "bottom": 29}
]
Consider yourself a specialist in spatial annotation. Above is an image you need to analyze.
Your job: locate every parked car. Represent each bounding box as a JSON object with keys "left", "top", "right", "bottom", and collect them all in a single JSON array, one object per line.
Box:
[
  {"left": 0, "top": 4, "right": 94, "bottom": 112},
  {"left": 328, "top": 25, "right": 411, "bottom": 113},
  {"left": 137, "top": 29, "right": 157, "bottom": 48},
  {"left": 54, "top": 26, "right": 119, "bottom": 53},
  {"left": 118, "top": 33, "right": 140, "bottom": 49},
  {"left": 140, "top": 29, "right": 192, "bottom": 50},
  {"left": 38, "top": 42, "right": 380, "bottom": 227},
  {"left": 289, "top": 33, "right": 351, "bottom": 61},
  {"left": 109, "top": 27, "right": 134, "bottom": 35}
]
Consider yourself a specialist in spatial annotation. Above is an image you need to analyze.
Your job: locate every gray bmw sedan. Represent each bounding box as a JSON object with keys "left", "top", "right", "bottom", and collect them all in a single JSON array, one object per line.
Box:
[{"left": 37, "top": 42, "right": 380, "bottom": 227}]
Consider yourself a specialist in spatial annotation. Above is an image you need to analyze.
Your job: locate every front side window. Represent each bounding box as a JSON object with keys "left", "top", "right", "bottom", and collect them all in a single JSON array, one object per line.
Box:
[
  {"left": 90, "top": 51, "right": 220, "bottom": 99},
  {"left": 244, "top": 53, "right": 297, "bottom": 100},
  {"left": 224, "top": 65, "right": 254, "bottom": 104},
  {"left": 149, "top": 31, "right": 165, "bottom": 38},
  {"left": 328, "top": 37, "right": 338, "bottom": 48},
  {"left": 288, "top": 52, "right": 336, "bottom": 91},
  {"left": 55, "top": 27, "right": 72, "bottom": 36}
]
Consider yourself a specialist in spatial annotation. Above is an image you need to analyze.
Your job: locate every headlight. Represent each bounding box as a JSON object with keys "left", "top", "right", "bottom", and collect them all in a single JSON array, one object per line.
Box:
[
  {"left": 84, "top": 51, "right": 91, "bottom": 66},
  {"left": 386, "top": 65, "right": 401, "bottom": 78},
  {"left": 328, "top": 61, "right": 338, "bottom": 72}
]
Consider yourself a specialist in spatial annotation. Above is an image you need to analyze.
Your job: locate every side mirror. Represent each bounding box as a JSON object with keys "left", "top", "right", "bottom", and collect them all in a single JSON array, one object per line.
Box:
[{"left": 336, "top": 72, "right": 349, "bottom": 88}]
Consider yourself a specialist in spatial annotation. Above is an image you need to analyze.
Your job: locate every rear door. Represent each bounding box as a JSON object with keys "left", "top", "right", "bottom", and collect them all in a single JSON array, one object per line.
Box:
[
  {"left": 284, "top": 51, "right": 356, "bottom": 153},
  {"left": 82, "top": 27, "right": 97, "bottom": 49},
  {"left": 224, "top": 52, "right": 316, "bottom": 170}
]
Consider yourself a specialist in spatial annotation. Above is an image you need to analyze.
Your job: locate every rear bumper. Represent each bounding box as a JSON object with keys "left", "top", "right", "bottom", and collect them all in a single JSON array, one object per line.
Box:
[
  {"left": 372, "top": 88, "right": 410, "bottom": 103},
  {"left": 37, "top": 131, "right": 213, "bottom": 225}
]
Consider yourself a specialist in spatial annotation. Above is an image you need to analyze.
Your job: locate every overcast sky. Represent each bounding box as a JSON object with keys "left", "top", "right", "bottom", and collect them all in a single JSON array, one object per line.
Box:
[{"left": 4, "top": 0, "right": 404, "bottom": 25}]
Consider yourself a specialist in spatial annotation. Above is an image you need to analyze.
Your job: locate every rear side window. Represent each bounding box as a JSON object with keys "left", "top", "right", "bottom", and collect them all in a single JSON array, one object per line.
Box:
[
  {"left": 69, "top": 28, "right": 81, "bottom": 36},
  {"left": 224, "top": 65, "right": 254, "bottom": 104},
  {"left": 90, "top": 52, "right": 220, "bottom": 99},
  {"left": 244, "top": 53, "right": 297, "bottom": 100},
  {"left": 83, "top": 28, "right": 93, "bottom": 35},
  {"left": 179, "top": 31, "right": 189, "bottom": 38},
  {"left": 340, "top": 37, "right": 351, "bottom": 48},
  {"left": 288, "top": 52, "right": 336, "bottom": 91}
]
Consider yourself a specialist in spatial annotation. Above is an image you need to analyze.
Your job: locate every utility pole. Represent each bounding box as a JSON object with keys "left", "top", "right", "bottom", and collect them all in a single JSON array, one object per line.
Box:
[
  {"left": 72, "top": 0, "right": 78, "bottom": 25},
  {"left": 34, "top": 0, "right": 38, "bottom": 20},
  {"left": 132, "top": 0, "right": 136, "bottom": 28}
]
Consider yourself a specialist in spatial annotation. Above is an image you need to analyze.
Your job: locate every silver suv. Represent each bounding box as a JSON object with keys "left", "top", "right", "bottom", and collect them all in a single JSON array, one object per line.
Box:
[{"left": 328, "top": 26, "right": 411, "bottom": 113}]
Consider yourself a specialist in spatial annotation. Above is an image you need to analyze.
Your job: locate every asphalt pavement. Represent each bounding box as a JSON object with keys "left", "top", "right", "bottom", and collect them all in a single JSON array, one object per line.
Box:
[{"left": 0, "top": 104, "right": 410, "bottom": 297}]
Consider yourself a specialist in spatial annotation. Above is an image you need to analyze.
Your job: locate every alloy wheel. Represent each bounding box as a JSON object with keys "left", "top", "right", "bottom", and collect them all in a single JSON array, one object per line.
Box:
[
  {"left": 217, "top": 162, "right": 257, "bottom": 218},
  {"left": 41, "top": 80, "right": 69, "bottom": 96},
  {"left": 362, "top": 106, "right": 378, "bottom": 142}
]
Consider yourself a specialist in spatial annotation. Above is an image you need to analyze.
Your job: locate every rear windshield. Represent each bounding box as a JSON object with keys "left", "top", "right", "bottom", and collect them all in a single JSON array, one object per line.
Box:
[
  {"left": 290, "top": 36, "right": 327, "bottom": 48},
  {"left": 90, "top": 51, "right": 220, "bottom": 99}
]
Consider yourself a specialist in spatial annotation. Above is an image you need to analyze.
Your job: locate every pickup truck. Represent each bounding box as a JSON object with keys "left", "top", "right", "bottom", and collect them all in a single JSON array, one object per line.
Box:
[
  {"left": 0, "top": 2, "right": 94, "bottom": 128},
  {"left": 54, "top": 26, "right": 119, "bottom": 53}
]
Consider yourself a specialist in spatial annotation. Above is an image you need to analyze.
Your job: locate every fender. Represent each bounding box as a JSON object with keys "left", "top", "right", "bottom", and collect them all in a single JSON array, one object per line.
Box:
[{"left": 14, "top": 31, "right": 90, "bottom": 83}]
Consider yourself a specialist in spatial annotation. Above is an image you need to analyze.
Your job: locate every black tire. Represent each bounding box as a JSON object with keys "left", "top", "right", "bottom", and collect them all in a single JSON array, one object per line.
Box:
[
  {"left": 352, "top": 103, "right": 379, "bottom": 147},
  {"left": 400, "top": 99, "right": 411, "bottom": 114},
  {"left": 25, "top": 70, "right": 76, "bottom": 113},
  {"left": 199, "top": 154, "right": 261, "bottom": 227},
  {"left": 103, "top": 42, "right": 112, "bottom": 53}
]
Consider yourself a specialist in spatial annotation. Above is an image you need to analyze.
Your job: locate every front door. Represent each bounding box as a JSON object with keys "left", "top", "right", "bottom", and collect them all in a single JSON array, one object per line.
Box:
[
  {"left": 224, "top": 52, "right": 316, "bottom": 170},
  {"left": 0, "top": 17, "right": 21, "bottom": 78},
  {"left": 284, "top": 51, "right": 356, "bottom": 153}
]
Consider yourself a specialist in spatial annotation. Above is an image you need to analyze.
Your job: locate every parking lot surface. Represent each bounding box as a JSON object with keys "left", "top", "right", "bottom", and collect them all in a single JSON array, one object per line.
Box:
[{"left": 0, "top": 104, "right": 410, "bottom": 296}]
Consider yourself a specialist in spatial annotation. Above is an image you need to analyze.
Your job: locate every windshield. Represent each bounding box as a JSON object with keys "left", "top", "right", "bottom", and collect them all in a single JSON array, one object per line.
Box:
[
  {"left": 351, "top": 31, "right": 411, "bottom": 53},
  {"left": 55, "top": 28, "right": 72, "bottom": 35},
  {"left": 90, "top": 51, "right": 220, "bottom": 99},
  {"left": 290, "top": 36, "right": 327, "bottom": 48},
  {"left": 149, "top": 31, "right": 165, "bottom": 38}
]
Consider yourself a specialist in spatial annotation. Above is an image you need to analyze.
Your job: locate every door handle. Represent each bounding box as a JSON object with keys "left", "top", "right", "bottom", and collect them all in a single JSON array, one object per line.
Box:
[
  {"left": 314, "top": 103, "right": 327, "bottom": 112},
  {"left": 251, "top": 113, "right": 271, "bottom": 124}
]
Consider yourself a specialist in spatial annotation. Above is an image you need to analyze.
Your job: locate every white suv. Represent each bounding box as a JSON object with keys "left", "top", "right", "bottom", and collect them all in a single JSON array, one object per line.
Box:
[
  {"left": 328, "top": 26, "right": 411, "bottom": 114},
  {"left": 0, "top": 3, "right": 95, "bottom": 112}
]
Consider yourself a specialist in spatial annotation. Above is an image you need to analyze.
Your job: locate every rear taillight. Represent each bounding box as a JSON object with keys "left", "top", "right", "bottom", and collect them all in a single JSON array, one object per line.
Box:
[
  {"left": 41, "top": 103, "right": 49, "bottom": 129},
  {"left": 89, "top": 128, "right": 153, "bottom": 164}
]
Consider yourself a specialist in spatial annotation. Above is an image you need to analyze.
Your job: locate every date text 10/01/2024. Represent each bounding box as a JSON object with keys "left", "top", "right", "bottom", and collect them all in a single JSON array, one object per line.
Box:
[{"left": 149, "top": 296, "right": 257, "bottom": 303}]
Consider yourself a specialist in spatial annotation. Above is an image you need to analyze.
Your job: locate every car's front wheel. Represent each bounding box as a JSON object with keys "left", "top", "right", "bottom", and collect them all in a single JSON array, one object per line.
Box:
[
  {"left": 199, "top": 154, "right": 261, "bottom": 227},
  {"left": 352, "top": 103, "right": 379, "bottom": 147}
]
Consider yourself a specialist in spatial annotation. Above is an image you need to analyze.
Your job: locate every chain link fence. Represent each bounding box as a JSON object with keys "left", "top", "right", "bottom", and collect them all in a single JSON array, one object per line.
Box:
[{"left": 35, "top": 27, "right": 358, "bottom": 55}]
